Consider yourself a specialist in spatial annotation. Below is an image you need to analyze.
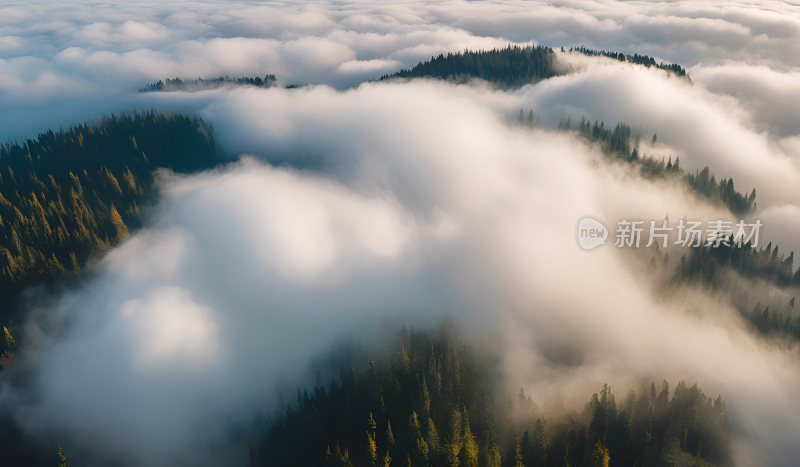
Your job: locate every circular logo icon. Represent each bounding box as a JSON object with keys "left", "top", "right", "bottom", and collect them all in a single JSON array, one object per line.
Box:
[{"left": 575, "top": 215, "right": 609, "bottom": 251}]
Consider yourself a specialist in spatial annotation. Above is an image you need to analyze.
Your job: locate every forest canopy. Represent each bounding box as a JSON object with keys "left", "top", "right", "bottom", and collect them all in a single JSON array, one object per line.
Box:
[
  {"left": 0, "top": 111, "right": 223, "bottom": 325},
  {"left": 250, "top": 318, "right": 730, "bottom": 467},
  {"left": 379, "top": 45, "right": 559, "bottom": 88}
]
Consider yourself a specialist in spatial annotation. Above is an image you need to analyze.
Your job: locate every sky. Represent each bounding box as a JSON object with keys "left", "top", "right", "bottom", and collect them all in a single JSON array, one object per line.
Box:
[{"left": 1, "top": 1, "right": 800, "bottom": 466}]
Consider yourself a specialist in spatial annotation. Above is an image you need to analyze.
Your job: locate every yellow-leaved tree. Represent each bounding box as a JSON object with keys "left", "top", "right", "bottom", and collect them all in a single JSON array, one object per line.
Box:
[{"left": 109, "top": 204, "right": 129, "bottom": 241}]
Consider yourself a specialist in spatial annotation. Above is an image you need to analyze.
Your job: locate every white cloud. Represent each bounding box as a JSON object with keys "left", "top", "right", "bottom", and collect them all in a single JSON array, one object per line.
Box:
[
  {"left": 1, "top": 1, "right": 799, "bottom": 466},
  {"left": 2, "top": 79, "right": 798, "bottom": 466}
]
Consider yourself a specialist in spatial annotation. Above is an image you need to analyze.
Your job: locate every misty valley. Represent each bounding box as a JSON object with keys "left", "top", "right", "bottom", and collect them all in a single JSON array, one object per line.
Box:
[{"left": 1, "top": 3, "right": 800, "bottom": 467}]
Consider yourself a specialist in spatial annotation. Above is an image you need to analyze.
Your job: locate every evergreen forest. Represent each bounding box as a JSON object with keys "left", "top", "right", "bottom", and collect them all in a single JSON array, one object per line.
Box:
[
  {"left": 0, "top": 111, "right": 222, "bottom": 325},
  {"left": 249, "top": 319, "right": 730, "bottom": 467}
]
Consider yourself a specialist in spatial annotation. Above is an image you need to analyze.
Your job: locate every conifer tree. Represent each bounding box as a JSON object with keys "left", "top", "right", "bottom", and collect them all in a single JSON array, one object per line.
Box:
[
  {"left": 110, "top": 204, "right": 129, "bottom": 241},
  {"left": 368, "top": 412, "right": 377, "bottom": 433},
  {"left": 4, "top": 327, "right": 16, "bottom": 350},
  {"left": 419, "top": 374, "right": 431, "bottom": 417},
  {"left": 408, "top": 411, "right": 429, "bottom": 466},
  {"left": 69, "top": 252, "right": 80, "bottom": 275},
  {"left": 483, "top": 434, "right": 502, "bottom": 467},
  {"left": 367, "top": 432, "right": 378, "bottom": 466},
  {"left": 585, "top": 441, "right": 610, "bottom": 467},
  {"left": 57, "top": 446, "right": 71, "bottom": 467},
  {"left": 521, "top": 430, "right": 532, "bottom": 466},
  {"left": 532, "top": 418, "right": 547, "bottom": 467},
  {"left": 387, "top": 419, "right": 397, "bottom": 460},
  {"left": 461, "top": 408, "right": 479, "bottom": 467},
  {"left": 426, "top": 417, "right": 440, "bottom": 456},
  {"left": 446, "top": 407, "right": 463, "bottom": 466},
  {"left": 326, "top": 444, "right": 355, "bottom": 467},
  {"left": 512, "top": 433, "right": 525, "bottom": 467}
]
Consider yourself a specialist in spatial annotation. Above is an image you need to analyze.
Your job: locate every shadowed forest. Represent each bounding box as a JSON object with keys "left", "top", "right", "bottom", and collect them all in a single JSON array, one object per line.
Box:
[{"left": 250, "top": 318, "right": 729, "bottom": 467}]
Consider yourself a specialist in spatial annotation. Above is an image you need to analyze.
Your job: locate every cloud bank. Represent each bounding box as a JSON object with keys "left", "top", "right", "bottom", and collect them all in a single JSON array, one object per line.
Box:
[
  {"left": 1, "top": 79, "right": 797, "bottom": 467},
  {"left": 0, "top": 1, "right": 799, "bottom": 467}
]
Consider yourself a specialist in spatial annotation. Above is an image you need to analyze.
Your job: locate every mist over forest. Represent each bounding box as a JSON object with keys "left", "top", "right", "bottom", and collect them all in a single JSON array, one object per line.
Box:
[{"left": 1, "top": 1, "right": 800, "bottom": 467}]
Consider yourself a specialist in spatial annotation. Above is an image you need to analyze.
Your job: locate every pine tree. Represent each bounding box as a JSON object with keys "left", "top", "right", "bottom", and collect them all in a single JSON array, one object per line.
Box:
[
  {"left": 512, "top": 433, "right": 525, "bottom": 467},
  {"left": 461, "top": 409, "right": 479, "bottom": 467},
  {"left": 367, "top": 432, "right": 378, "bottom": 466},
  {"left": 326, "top": 444, "right": 355, "bottom": 467},
  {"left": 368, "top": 412, "right": 377, "bottom": 432},
  {"left": 11, "top": 228, "right": 23, "bottom": 255},
  {"left": 57, "top": 446, "right": 71, "bottom": 467},
  {"left": 447, "top": 407, "right": 462, "bottom": 466},
  {"left": 109, "top": 204, "right": 129, "bottom": 241},
  {"left": 426, "top": 417, "right": 440, "bottom": 456},
  {"left": 398, "top": 345, "right": 410, "bottom": 373},
  {"left": 532, "top": 419, "right": 547, "bottom": 467},
  {"left": 387, "top": 419, "right": 397, "bottom": 460},
  {"left": 585, "top": 441, "right": 610, "bottom": 467},
  {"left": 561, "top": 442, "right": 572, "bottom": 467},
  {"left": 408, "top": 411, "right": 428, "bottom": 466},
  {"left": 483, "top": 434, "right": 502, "bottom": 467},
  {"left": 419, "top": 374, "right": 431, "bottom": 417},
  {"left": 521, "top": 430, "right": 532, "bottom": 466},
  {"left": 69, "top": 252, "right": 80, "bottom": 275},
  {"left": 4, "top": 326, "right": 16, "bottom": 350}
]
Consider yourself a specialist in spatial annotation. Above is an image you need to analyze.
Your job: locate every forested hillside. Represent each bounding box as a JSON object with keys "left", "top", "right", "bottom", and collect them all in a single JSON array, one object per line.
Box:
[
  {"left": 0, "top": 111, "right": 222, "bottom": 328},
  {"left": 378, "top": 45, "right": 690, "bottom": 88},
  {"left": 563, "top": 116, "right": 756, "bottom": 217},
  {"left": 0, "top": 103, "right": 786, "bottom": 467},
  {"left": 554, "top": 115, "right": 800, "bottom": 340},
  {"left": 379, "top": 45, "right": 559, "bottom": 87},
  {"left": 507, "top": 111, "right": 800, "bottom": 341},
  {"left": 655, "top": 239, "right": 800, "bottom": 340},
  {"left": 250, "top": 318, "right": 730, "bottom": 467}
]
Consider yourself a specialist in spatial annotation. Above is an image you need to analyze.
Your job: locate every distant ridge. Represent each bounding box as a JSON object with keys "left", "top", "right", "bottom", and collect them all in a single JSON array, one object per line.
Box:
[
  {"left": 378, "top": 44, "right": 691, "bottom": 87},
  {"left": 139, "top": 74, "right": 278, "bottom": 92},
  {"left": 379, "top": 45, "right": 559, "bottom": 88}
]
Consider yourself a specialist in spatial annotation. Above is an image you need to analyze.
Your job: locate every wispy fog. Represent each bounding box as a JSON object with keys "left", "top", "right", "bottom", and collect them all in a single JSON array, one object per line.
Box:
[{"left": 1, "top": 1, "right": 799, "bottom": 467}]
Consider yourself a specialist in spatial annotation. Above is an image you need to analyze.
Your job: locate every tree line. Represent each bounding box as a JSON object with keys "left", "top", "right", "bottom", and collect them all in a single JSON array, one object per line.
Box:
[
  {"left": 139, "top": 75, "right": 278, "bottom": 92},
  {"left": 249, "top": 318, "right": 730, "bottom": 467},
  {"left": 568, "top": 47, "right": 690, "bottom": 82},
  {"left": 552, "top": 116, "right": 756, "bottom": 217},
  {"left": 660, "top": 239, "right": 800, "bottom": 340}
]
